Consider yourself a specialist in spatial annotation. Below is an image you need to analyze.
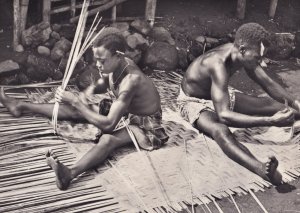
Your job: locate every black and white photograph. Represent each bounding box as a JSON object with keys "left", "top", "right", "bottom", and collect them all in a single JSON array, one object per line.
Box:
[{"left": 0, "top": 0, "right": 300, "bottom": 212}]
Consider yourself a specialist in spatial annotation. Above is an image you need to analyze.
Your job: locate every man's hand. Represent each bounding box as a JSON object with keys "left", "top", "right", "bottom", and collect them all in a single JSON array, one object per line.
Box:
[
  {"left": 270, "top": 108, "right": 294, "bottom": 127},
  {"left": 293, "top": 100, "right": 300, "bottom": 112},
  {"left": 55, "top": 87, "right": 78, "bottom": 105}
]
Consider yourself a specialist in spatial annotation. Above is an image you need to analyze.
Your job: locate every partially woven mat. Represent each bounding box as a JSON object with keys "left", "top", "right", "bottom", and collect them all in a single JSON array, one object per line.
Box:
[
  {"left": 0, "top": 91, "right": 125, "bottom": 213},
  {"left": 28, "top": 72, "right": 299, "bottom": 212},
  {"left": 5, "top": 72, "right": 300, "bottom": 212}
]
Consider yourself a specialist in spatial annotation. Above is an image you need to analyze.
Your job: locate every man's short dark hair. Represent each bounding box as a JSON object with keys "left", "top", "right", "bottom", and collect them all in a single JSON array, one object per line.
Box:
[
  {"left": 93, "top": 34, "right": 126, "bottom": 55},
  {"left": 234, "top": 23, "right": 271, "bottom": 48}
]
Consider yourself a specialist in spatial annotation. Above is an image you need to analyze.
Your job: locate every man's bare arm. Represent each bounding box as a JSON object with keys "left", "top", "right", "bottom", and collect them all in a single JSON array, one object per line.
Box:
[
  {"left": 210, "top": 62, "right": 291, "bottom": 127},
  {"left": 72, "top": 75, "right": 136, "bottom": 132},
  {"left": 246, "top": 66, "right": 300, "bottom": 109}
]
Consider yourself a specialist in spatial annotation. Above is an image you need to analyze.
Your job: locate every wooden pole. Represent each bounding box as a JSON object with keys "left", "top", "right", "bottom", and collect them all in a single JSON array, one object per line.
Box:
[
  {"left": 236, "top": 0, "right": 246, "bottom": 20},
  {"left": 13, "top": 0, "right": 21, "bottom": 51},
  {"left": 111, "top": 5, "right": 117, "bottom": 22},
  {"left": 43, "top": 0, "right": 51, "bottom": 23},
  {"left": 145, "top": 0, "right": 157, "bottom": 26},
  {"left": 70, "top": 0, "right": 128, "bottom": 23},
  {"left": 20, "top": 0, "right": 29, "bottom": 31},
  {"left": 269, "top": 0, "right": 278, "bottom": 18},
  {"left": 71, "top": 0, "right": 76, "bottom": 17}
]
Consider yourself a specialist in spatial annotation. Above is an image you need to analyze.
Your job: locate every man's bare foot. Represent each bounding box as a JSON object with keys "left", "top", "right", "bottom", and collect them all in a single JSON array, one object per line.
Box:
[
  {"left": 263, "top": 156, "right": 282, "bottom": 186},
  {"left": 0, "top": 87, "right": 22, "bottom": 117},
  {"left": 45, "top": 150, "right": 72, "bottom": 190}
]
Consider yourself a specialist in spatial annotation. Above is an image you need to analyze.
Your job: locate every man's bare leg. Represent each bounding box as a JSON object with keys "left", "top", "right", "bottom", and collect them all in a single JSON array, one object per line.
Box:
[
  {"left": 196, "top": 110, "right": 282, "bottom": 185},
  {"left": 0, "top": 87, "right": 86, "bottom": 122},
  {"left": 234, "top": 92, "right": 300, "bottom": 119},
  {"left": 46, "top": 127, "right": 132, "bottom": 190}
]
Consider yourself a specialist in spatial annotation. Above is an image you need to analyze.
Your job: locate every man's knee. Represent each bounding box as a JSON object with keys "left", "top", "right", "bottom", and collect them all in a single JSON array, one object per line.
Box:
[
  {"left": 211, "top": 125, "right": 232, "bottom": 141},
  {"left": 97, "top": 134, "right": 115, "bottom": 149}
]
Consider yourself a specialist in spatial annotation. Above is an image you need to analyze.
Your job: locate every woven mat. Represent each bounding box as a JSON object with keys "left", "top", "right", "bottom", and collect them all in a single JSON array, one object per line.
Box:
[
  {"left": 30, "top": 72, "right": 299, "bottom": 212},
  {"left": 5, "top": 73, "right": 300, "bottom": 212},
  {"left": 0, "top": 91, "right": 125, "bottom": 213}
]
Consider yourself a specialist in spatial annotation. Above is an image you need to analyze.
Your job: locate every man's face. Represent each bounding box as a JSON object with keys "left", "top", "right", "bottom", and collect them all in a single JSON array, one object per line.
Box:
[
  {"left": 240, "top": 42, "right": 267, "bottom": 70},
  {"left": 92, "top": 46, "right": 118, "bottom": 74}
]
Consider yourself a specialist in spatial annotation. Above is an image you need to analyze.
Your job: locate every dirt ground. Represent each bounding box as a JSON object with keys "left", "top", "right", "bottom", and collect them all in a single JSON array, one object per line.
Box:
[{"left": 1, "top": 0, "right": 300, "bottom": 212}]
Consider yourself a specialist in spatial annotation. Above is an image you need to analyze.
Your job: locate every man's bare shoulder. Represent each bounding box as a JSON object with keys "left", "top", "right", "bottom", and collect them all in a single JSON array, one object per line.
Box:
[
  {"left": 202, "top": 43, "right": 232, "bottom": 63},
  {"left": 118, "top": 68, "right": 144, "bottom": 93}
]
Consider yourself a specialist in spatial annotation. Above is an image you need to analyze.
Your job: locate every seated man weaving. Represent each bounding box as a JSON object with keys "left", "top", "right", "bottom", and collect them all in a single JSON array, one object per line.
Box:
[
  {"left": 0, "top": 34, "right": 169, "bottom": 190},
  {"left": 178, "top": 23, "right": 300, "bottom": 185}
]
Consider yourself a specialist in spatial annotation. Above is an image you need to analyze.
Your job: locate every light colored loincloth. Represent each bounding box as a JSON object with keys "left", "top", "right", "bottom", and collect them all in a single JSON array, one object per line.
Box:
[{"left": 177, "top": 87, "right": 237, "bottom": 126}]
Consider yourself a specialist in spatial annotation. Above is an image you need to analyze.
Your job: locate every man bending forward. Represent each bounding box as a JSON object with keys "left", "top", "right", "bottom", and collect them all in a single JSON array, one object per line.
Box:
[
  {"left": 0, "top": 34, "right": 168, "bottom": 190},
  {"left": 178, "top": 23, "right": 300, "bottom": 185}
]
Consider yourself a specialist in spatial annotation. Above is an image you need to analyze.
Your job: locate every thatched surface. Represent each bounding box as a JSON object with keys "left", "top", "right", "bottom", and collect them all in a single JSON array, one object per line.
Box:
[
  {"left": 0, "top": 91, "right": 125, "bottom": 213},
  {"left": 1, "top": 72, "right": 300, "bottom": 212}
]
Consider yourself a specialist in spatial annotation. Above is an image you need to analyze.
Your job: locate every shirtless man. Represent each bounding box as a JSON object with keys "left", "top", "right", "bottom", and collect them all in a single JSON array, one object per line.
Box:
[
  {"left": 0, "top": 34, "right": 168, "bottom": 190},
  {"left": 178, "top": 23, "right": 300, "bottom": 185}
]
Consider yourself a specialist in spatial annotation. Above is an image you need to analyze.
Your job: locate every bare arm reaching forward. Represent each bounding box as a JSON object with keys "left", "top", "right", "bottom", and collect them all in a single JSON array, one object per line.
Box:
[
  {"left": 210, "top": 61, "right": 294, "bottom": 128},
  {"left": 246, "top": 65, "right": 300, "bottom": 111},
  {"left": 59, "top": 75, "right": 137, "bottom": 133}
]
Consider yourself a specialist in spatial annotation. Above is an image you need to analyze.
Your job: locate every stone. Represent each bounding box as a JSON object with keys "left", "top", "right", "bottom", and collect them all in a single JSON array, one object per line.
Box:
[
  {"left": 27, "top": 54, "right": 56, "bottom": 80},
  {"left": 122, "top": 30, "right": 131, "bottom": 38},
  {"left": 51, "top": 48, "right": 65, "bottom": 61},
  {"left": 267, "top": 33, "right": 295, "bottom": 60},
  {"left": 59, "top": 24, "right": 76, "bottom": 40},
  {"left": 195, "top": 36, "right": 220, "bottom": 48},
  {"left": 18, "top": 73, "right": 31, "bottom": 84},
  {"left": 51, "top": 37, "right": 72, "bottom": 61},
  {"left": 195, "top": 36, "right": 206, "bottom": 44},
  {"left": 56, "top": 37, "right": 72, "bottom": 52},
  {"left": 52, "top": 70, "right": 64, "bottom": 80},
  {"left": 126, "top": 33, "right": 149, "bottom": 49},
  {"left": 111, "top": 22, "right": 130, "bottom": 32},
  {"left": 76, "top": 64, "right": 100, "bottom": 90},
  {"left": 51, "top": 31, "right": 61, "bottom": 40},
  {"left": 52, "top": 24, "right": 62, "bottom": 32},
  {"left": 294, "top": 31, "right": 300, "bottom": 57},
  {"left": 150, "top": 27, "right": 175, "bottom": 45},
  {"left": 205, "top": 37, "right": 220, "bottom": 48},
  {"left": 131, "top": 19, "right": 152, "bottom": 35},
  {"left": 57, "top": 56, "right": 86, "bottom": 77},
  {"left": 125, "top": 49, "right": 142, "bottom": 64},
  {"left": 21, "top": 21, "right": 52, "bottom": 47},
  {"left": 38, "top": 22, "right": 50, "bottom": 30},
  {"left": 44, "top": 38, "right": 57, "bottom": 49},
  {"left": 188, "top": 40, "right": 204, "bottom": 58},
  {"left": 177, "top": 48, "right": 189, "bottom": 70},
  {"left": 143, "top": 42, "right": 178, "bottom": 71},
  {"left": 15, "top": 44, "right": 24, "bottom": 53},
  {"left": 37, "top": 46, "right": 51, "bottom": 56},
  {"left": 0, "top": 75, "right": 19, "bottom": 85},
  {"left": 0, "top": 60, "right": 20, "bottom": 74}
]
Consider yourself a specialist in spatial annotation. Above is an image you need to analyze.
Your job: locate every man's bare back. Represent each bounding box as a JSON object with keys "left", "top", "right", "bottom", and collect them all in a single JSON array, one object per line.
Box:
[
  {"left": 108, "top": 59, "right": 161, "bottom": 116},
  {"left": 177, "top": 23, "right": 300, "bottom": 185},
  {"left": 181, "top": 43, "right": 236, "bottom": 100}
]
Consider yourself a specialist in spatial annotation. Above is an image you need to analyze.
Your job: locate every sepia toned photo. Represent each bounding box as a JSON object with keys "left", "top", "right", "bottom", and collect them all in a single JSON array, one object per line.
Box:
[{"left": 0, "top": 0, "right": 300, "bottom": 212}]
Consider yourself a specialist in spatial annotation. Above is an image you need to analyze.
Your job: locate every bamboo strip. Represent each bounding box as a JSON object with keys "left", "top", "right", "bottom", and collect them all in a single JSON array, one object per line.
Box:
[
  {"left": 248, "top": 188, "right": 268, "bottom": 213},
  {"left": 0, "top": 181, "right": 105, "bottom": 201},
  {"left": 0, "top": 188, "right": 110, "bottom": 209},
  {"left": 52, "top": 0, "right": 90, "bottom": 133},
  {"left": 15, "top": 194, "right": 115, "bottom": 213}
]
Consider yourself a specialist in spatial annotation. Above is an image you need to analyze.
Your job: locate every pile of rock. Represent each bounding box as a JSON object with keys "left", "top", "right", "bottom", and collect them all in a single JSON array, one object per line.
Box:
[{"left": 1, "top": 19, "right": 298, "bottom": 87}]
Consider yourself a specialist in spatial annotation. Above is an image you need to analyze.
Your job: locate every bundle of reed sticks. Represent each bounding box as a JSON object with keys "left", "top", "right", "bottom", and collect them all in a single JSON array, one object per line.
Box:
[{"left": 52, "top": 0, "right": 105, "bottom": 133}]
